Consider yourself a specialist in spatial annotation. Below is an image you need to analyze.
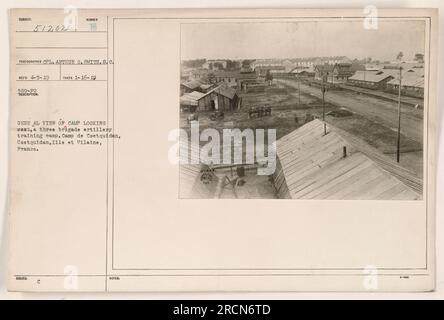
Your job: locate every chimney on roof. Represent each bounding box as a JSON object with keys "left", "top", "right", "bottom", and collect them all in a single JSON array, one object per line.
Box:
[{"left": 343, "top": 146, "right": 347, "bottom": 158}]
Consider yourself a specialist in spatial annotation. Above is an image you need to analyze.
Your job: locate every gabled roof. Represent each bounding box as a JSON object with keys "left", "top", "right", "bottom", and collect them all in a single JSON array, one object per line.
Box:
[
  {"left": 274, "top": 119, "right": 420, "bottom": 200},
  {"left": 181, "top": 80, "right": 202, "bottom": 90},
  {"left": 180, "top": 84, "right": 237, "bottom": 105},
  {"left": 387, "top": 74, "right": 424, "bottom": 88},
  {"left": 199, "top": 84, "right": 214, "bottom": 91},
  {"left": 314, "top": 64, "right": 335, "bottom": 72},
  {"left": 180, "top": 91, "right": 206, "bottom": 106},
  {"left": 375, "top": 67, "right": 424, "bottom": 81},
  {"left": 214, "top": 85, "right": 237, "bottom": 99},
  {"left": 205, "top": 84, "right": 238, "bottom": 100},
  {"left": 334, "top": 63, "right": 366, "bottom": 76}
]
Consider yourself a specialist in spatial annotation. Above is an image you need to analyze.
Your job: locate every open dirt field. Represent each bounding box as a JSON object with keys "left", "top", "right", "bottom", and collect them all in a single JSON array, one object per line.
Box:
[{"left": 179, "top": 80, "right": 423, "bottom": 177}]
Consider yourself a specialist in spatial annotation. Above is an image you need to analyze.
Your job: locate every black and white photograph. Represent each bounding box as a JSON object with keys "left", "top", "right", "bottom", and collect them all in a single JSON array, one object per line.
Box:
[{"left": 179, "top": 20, "right": 426, "bottom": 200}]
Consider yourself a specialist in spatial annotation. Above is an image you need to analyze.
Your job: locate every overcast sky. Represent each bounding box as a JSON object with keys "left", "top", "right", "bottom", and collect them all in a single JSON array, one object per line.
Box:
[{"left": 181, "top": 20, "right": 426, "bottom": 62}]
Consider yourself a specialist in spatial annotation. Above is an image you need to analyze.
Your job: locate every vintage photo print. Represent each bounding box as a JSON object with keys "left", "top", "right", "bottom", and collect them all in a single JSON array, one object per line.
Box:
[{"left": 179, "top": 19, "right": 426, "bottom": 200}]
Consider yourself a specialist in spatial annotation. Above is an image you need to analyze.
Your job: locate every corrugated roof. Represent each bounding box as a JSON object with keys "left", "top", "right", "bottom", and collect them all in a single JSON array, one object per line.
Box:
[
  {"left": 274, "top": 119, "right": 420, "bottom": 200},
  {"left": 348, "top": 70, "right": 393, "bottom": 83}
]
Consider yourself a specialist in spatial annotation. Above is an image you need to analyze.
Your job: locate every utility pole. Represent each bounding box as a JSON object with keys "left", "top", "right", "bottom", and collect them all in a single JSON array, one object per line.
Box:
[
  {"left": 364, "top": 56, "right": 368, "bottom": 82},
  {"left": 396, "top": 65, "right": 402, "bottom": 163},
  {"left": 322, "top": 75, "right": 327, "bottom": 135},
  {"left": 298, "top": 71, "right": 301, "bottom": 105}
]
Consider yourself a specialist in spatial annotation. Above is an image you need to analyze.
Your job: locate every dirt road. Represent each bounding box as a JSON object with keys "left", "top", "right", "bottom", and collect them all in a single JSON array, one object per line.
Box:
[{"left": 277, "top": 79, "right": 424, "bottom": 144}]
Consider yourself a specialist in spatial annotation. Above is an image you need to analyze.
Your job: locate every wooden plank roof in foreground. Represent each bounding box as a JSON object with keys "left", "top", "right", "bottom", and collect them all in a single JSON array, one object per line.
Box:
[{"left": 274, "top": 119, "right": 421, "bottom": 200}]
